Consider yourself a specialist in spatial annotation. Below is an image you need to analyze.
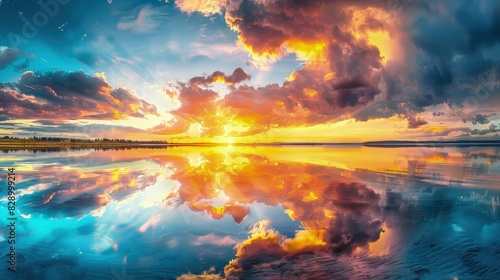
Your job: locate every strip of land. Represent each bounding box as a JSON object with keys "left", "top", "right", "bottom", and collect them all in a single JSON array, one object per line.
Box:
[
  {"left": 0, "top": 137, "right": 170, "bottom": 150},
  {"left": 1, "top": 137, "right": 500, "bottom": 150},
  {"left": 363, "top": 140, "right": 500, "bottom": 147}
]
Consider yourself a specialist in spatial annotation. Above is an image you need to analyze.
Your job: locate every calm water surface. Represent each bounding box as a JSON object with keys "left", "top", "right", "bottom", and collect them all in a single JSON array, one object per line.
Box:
[{"left": 1, "top": 145, "right": 499, "bottom": 279}]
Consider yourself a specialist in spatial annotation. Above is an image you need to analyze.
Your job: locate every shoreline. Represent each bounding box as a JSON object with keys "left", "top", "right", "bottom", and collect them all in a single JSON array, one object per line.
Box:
[{"left": 1, "top": 140, "right": 500, "bottom": 150}]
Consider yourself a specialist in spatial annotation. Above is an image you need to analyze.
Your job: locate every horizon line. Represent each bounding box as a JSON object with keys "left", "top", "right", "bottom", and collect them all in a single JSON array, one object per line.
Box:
[{"left": 2, "top": 136, "right": 500, "bottom": 146}]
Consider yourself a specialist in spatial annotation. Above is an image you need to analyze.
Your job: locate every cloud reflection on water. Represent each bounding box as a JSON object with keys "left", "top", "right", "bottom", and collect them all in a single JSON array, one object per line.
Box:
[{"left": 1, "top": 145, "right": 499, "bottom": 279}]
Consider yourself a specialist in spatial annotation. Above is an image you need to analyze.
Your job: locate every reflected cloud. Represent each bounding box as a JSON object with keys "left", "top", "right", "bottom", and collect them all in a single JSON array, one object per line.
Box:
[{"left": 2, "top": 146, "right": 500, "bottom": 279}]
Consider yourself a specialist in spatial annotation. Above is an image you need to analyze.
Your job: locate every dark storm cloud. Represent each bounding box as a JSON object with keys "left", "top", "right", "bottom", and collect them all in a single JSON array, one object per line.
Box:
[{"left": 408, "top": 0, "right": 500, "bottom": 102}]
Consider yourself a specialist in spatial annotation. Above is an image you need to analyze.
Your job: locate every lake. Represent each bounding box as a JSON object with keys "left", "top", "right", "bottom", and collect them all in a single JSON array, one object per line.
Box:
[{"left": 1, "top": 145, "right": 499, "bottom": 279}]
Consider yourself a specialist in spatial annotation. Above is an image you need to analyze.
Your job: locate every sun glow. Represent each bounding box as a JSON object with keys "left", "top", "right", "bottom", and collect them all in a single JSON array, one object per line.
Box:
[
  {"left": 366, "top": 30, "right": 393, "bottom": 64},
  {"left": 350, "top": 7, "right": 395, "bottom": 64}
]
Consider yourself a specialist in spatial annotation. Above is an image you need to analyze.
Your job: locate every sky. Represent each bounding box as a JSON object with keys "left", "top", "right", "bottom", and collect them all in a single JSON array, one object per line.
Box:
[{"left": 0, "top": 0, "right": 499, "bottom": 143}]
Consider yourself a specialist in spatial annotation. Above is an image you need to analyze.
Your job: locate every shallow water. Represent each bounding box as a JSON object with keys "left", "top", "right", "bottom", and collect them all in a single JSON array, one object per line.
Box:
[{"left": 1, "top": 145, "right": 499, "bottom": 279}]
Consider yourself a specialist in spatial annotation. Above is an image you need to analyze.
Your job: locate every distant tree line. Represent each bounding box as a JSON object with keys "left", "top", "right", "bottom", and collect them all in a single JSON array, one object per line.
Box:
[
  {"left": 1, "top": 136, "right": 168, "bottom": 144},
  {"left": 1, "top": 146, "right": 174, "bottom": 153}
]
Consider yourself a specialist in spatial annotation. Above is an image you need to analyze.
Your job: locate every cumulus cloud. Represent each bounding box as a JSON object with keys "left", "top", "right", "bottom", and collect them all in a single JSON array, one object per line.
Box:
[
  {"left": 0, "top": 70, "right": 157, "bottom": 121},
  {"left": 165, "top": 0, "right": 500, "bottom": 138}
]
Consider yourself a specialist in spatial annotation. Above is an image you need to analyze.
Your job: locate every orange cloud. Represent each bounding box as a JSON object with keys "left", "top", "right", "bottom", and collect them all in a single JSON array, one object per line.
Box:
[
  {"left": 150, "top": 117, "right": 191, "bottom": 135},
  {"left": 168, "top": 0, "right": 498, "bottom": 141},
  {"left": 175, "top": 0, "right": 226, "bottom": 16},
  {"left": 164, "top": 1, "right": 399, "bottom": 138},
  {"left": 0, "top": 71, "right": 157, "bottom": 121}
]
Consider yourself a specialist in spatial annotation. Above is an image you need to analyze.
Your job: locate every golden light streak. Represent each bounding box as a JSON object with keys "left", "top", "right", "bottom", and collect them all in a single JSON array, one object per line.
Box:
[{"left": 420, "top": 125, "right": 448, "bottom": 133}]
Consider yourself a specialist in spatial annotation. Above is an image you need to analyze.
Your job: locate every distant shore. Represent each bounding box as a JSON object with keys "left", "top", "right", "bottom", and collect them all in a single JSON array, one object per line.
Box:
[
  {"left": 1, "top": 138, "right": 500, "bottom": 150},
  {"left": 363, "top": 140, "right": 500, "bottom": 147},
  {"left": 0, "top": 138, "right": 168, "bottom": 150}
]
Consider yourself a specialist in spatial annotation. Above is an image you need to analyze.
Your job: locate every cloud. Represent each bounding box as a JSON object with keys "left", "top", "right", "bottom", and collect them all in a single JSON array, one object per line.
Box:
[
  {"left": 177, "top": 267, "right": 224, "bottom": 280},
  {"left": 0, "top": 46, "right": 33, "bottom": 70},
  {"left": 189, "top": 67, "right": 251, "bottom": 86},
  {"left": 117, "top": 5, "right": 163, "bottom": 33},
  {"left": 332, "top": 78, "right": 381, "bottom": 108},
  {"left": 175, "top": 0, "right": 226, "bottom": 16},
  {"left": 150, "top": 118, "right": 192, "bottom": 135},
  {"left": 18, "top": 163, "right": 161, "bottom": 219},
  {"left": 193, "top": 234, "right": 239, "bottom": 246},
  {"left": 0, "top": 70, "right": 157, "bottom": 121},
  {"left": 167, "top": 2, "right": 395, "bottom": 136},
  {"left": 224, "top": 182, "right": 384, "bottom": 278},
  {"left": 171, "top": 83, "right": 220, "bottom": 130},
  {"left": 471, "top": 123, "right": 499, "bottom": 135},
  {"left": 186, "top": 202, "right": 250, "bottom": 224},
  {"left": 0, "top": 120, "right": 146, "bottom": 138},
  {"left": 168, "top": 0, "right": 500, "bottom": 138},
  {"left": 9, "top": 145, "right": 500, "bottom": 278},
  {"left": 13, "top": 58, "right": 30, "bottom": 71},
  {"left": 471, "top": 113, "right": 496, "bottom": 125},
  {"left": 161, "top": 146, "right": 498, "bottom": 280},
  {"left": 163, "top": 149, "right": 394, "bottom": 251},
  {"left": 407, "top": 115, "right": 428, "bottom": 129}
]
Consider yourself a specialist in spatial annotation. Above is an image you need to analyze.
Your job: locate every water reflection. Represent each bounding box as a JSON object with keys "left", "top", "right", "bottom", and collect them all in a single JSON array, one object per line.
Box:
[{"left": 1, "top": 145, "right": 499, "bottom": 279}]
